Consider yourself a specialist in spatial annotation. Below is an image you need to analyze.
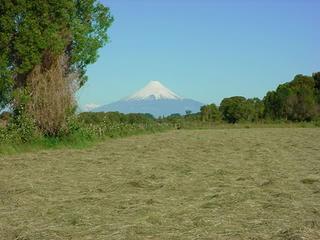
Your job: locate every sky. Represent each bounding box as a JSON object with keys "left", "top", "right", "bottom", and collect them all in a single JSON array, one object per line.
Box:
[{"left": 77, "top": 0, "right": 320, "bottom": 110}]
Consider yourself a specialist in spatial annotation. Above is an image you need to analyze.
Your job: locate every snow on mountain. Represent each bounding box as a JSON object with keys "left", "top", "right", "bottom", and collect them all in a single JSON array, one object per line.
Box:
[
  {"left": 92, "top": 81, "right": 204, "bottom": 117},
  {"left": 125, "top": 81, "right": 182, "bottom": 101}
]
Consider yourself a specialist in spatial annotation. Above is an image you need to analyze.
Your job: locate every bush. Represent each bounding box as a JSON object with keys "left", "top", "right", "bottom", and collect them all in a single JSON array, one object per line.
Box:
[
  {"left": 78, "top": 112, "right": 156, "bottom": 125},
  {"left": 0, "top": 112, "right": 41, "bottom": 144},
  {"left": 313, "top": 116, "right": 320, "bottom": 127}
]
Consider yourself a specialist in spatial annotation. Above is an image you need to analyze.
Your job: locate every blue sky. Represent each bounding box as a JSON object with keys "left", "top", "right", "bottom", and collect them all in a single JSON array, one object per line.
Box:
[{"left": 77, "top": 0, "right": 320, "bottom": 110}]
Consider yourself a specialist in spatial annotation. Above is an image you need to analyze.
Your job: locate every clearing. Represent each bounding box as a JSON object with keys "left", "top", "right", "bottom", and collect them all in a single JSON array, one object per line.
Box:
[{"left": 1, "top": 128, "right": 320, "bottom": 239}]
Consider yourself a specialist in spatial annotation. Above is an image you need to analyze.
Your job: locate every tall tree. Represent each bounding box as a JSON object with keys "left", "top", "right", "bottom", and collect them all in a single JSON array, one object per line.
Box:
[
  {"left": 200, "top": 104, "right": 221, "bottom": 122},
  {"left": 219, "top": 96, "right": 248, "bottom": 123},
  {"left": 313, "top": 72, "right": 320, "bottom": 91},
  {"left": 313, "top": 72, "right": 320, "bottom": 105},
  {"left": 263, "top": 74, "right": 317, "bottom": 121},
  {"left": 263, "top": 91, "right": 281, "bottom": 120},
  {"left": 0, "top": 0, "right": 113, "bottom": 134},
  {"left": 246, "top": 98, "right": 264, "bottom": 122}
]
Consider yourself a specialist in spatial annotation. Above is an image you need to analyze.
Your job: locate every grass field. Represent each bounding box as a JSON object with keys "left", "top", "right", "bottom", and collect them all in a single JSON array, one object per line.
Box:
[{"left": 1, "top": 128, "right": 320, "bottom": 239}]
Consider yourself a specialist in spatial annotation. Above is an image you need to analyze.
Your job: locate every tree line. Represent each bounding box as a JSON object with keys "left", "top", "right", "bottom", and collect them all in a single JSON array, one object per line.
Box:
[{"left": 164, "top": 73, "right": 320, "bottom": 124}]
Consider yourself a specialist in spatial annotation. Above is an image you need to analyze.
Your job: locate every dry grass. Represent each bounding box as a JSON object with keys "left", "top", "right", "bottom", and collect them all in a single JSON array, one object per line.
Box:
[
  {"left": 26, "top": 54, "right": 77, "bottom": 135},
  {"left": 1, "top": 128, "right": 320, "bottom": 239}
]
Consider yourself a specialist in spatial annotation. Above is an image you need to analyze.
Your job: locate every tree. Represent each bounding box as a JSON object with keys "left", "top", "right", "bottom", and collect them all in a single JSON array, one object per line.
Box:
[
  {"left": 0, "top": 0, "right": 113, "bottom": 135},
  {"left": 313, "top": 72, "right": 320, "bottom": 91},
  {"left": 263, "top": 74, "right": 317, "bottom": 121},
  {"left": 219, "top": 96, "right": 248, "bottom": 123},
  {"left": 219, "top": 96, "right": 264, "bottom": 123},
  {"left": 313, "top": 72, "right": 320, "bottom": 105},
  {"left": 263, "top": 91, "right": 280, "bottom": 120},
  {"left": 165, "top": 113, "right": 182, "bottom": 124},
  {"left": 184, "top": 112, "right": 201, "bottom": 121},
  {"left": 246, "top": 98, "right": 264, "bottom": 122},
  {"left": 200, "top": 104, "right": 221, "bottom": 122},
  {"left": 290, "top": 75, "right": 317, "bottom": 121}
]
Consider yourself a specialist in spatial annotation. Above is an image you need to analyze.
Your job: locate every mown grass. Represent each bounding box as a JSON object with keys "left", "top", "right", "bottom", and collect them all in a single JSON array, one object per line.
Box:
[
  {"left": 1, "top": 128, "right": 320, "bottom": 239},
  {"left": 178, "top": 121, "right": 320, "bottom": 130},
  {"left": 1, "top": 122, "right": 318, "bottom": 155}
]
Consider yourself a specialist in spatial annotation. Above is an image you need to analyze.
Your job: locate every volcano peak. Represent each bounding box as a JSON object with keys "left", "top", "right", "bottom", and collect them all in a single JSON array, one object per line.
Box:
[{"left": 125, "top": 81, "right": 183, "bottom": 101}]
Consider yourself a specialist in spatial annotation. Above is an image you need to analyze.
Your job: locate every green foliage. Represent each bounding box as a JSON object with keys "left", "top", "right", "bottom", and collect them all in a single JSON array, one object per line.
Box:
[
  {"left": 200, "top": 104, "right": 221, "bottom": 122},
  {"left": 126, "top": 113, "right": 155, "bottom": 124},
  {"left": 0, "top": 111, "right": 172, "bottom": 152},
  {"left": 314, "top": 117, "right": 320, "bottom": 127},
  {"left": 246, "top": 98, "right": 265, "bottom": 122},
  {"left": 160, "top": 112, "right": 200, "bottom": 127},
  {"left": 219, "top": 97, "right": 243, "bottom": 123},
  {"left": 163, "top": 113, "right": 182, "bottom": 124},
  {"left": 263, "top": 91, "right": 280, "bottom": 120},
  {"left": 66, "top": 112, "right": 169, "bottom": 140},
  {"left": 78, "top": 112, "right": 155, "bottom": 125},
  {"left": 78, "top": 112, "right": 123, "bottom": 124},
  {"left": 0, "top": 111, "right": 40, "bottom": 143},
  {"left": 219, "top": 97, "right": 265, "bottom": 123},
  {"left": 264, "top": 74, "right": 318, "bottom": 121},
  {"left": 313, "top": 72, "right": 320, "bottom": 91},
  {"left": 219, "top": 96, "right": 247, "bottom": 123},
  {"left": 0, "top": 0, "right": 113, "bottom": 105},
  {"left": 313, "top": 72, "right": 320, "bottom": 104},
  {"left": 184, "top": 112, "right": 201, "bottom": 121},
  {"left": 0, "top": 79, "right": 12, "bottom": 109}
]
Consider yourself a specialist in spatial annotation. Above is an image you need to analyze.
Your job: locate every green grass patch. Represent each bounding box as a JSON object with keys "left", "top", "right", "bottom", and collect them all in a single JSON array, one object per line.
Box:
[{"left": 0, "top": 122, "right": 173, "bottom": 155}]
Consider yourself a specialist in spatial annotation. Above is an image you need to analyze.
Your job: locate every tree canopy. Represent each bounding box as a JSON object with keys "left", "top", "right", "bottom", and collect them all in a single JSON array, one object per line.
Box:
[
  {"left": 200, "top": 104, "right": 221, "bottom": 122},
  {"left": 264, "top": 74, "right": 318, "bottom": 121},
  {"left": 0, "top": 0, "right": 113, "bottom": 108}
]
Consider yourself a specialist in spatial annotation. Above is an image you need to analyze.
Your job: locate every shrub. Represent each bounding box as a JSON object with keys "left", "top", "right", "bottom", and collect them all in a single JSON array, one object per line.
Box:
[
  {"left": 200, "top": 104, "right": 221, "bottom": 122},
  {"left": 1, "top": 112, "right": 41, "bottom": 144}
]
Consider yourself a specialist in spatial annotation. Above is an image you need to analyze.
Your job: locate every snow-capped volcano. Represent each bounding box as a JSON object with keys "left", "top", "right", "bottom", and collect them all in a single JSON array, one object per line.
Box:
[
  {"left": 92, "top": 81, "right": 203, "bottom": 117},
  {"left": 125, "top": 81, "right": 182, "bottom": 101}
]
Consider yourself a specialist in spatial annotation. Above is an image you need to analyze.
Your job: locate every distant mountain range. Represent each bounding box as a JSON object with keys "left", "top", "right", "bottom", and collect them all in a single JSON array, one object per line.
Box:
[{"left": 92, "top": 81, "right": 204, "bottom": 117}]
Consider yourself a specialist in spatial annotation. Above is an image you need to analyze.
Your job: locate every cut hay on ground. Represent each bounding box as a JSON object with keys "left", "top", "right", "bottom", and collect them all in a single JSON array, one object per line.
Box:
[{"left": 1, "top": 128, "right": 320, "bottom": 239}]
